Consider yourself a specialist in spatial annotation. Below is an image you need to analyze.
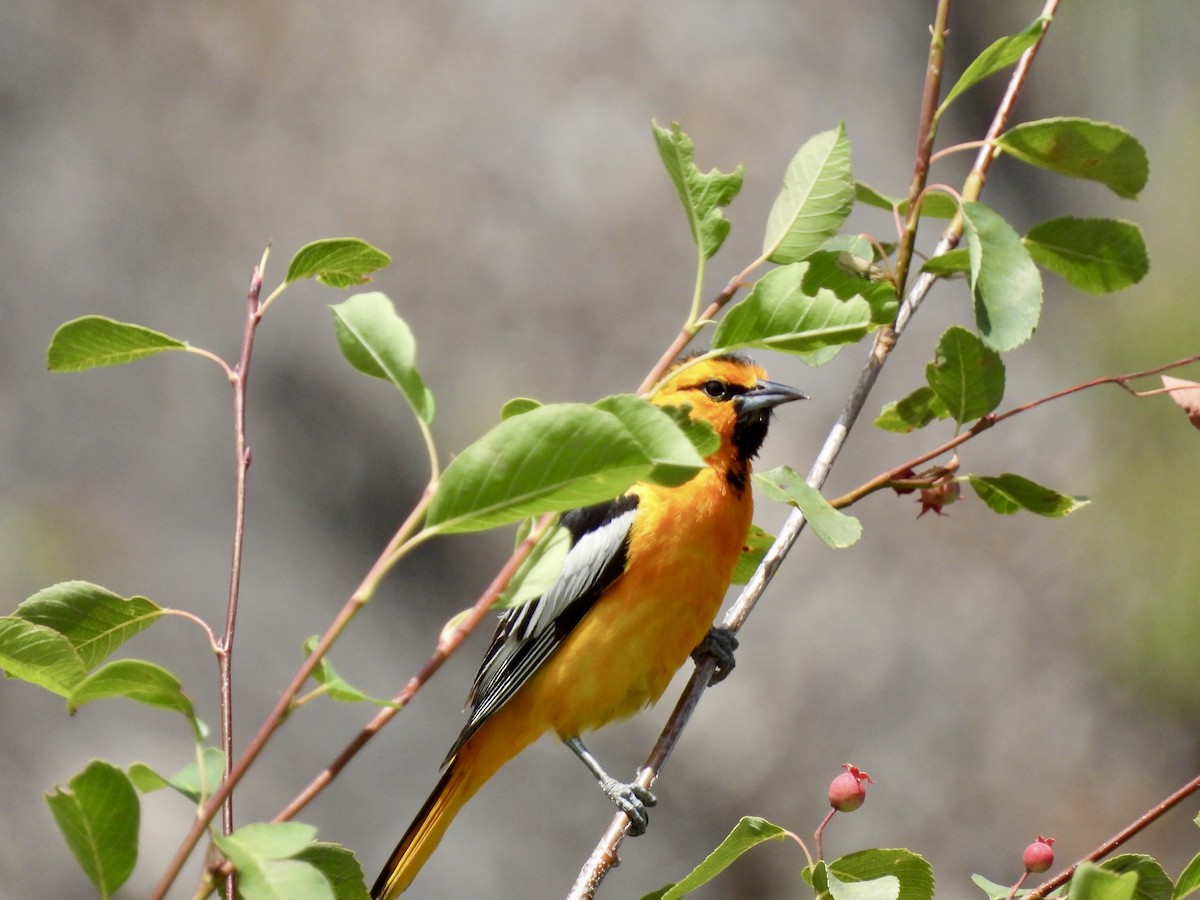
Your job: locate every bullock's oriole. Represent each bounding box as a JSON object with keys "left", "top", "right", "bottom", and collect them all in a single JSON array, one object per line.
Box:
[{"left": 371, "top": 352, "right": 805, "bottom": 898}]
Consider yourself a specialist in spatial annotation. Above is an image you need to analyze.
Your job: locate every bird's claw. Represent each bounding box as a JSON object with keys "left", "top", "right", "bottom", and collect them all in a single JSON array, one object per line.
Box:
[
  {"left": 692, "top": 626, "right": 739, "bottom": 685},
  {"left": 601, "top": 776, "right": 657, "bottom": 836}
]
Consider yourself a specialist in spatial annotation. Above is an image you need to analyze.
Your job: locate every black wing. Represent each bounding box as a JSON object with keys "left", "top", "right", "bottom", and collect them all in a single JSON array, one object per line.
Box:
[{"left": 443, "top": 494, "right": 639, "bottom": 763}]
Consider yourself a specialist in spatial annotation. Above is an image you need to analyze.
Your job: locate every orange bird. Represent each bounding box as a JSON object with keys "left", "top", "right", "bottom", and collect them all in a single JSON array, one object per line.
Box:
[{"left": 371, "top": 352, "right": 805, "bottom": 897}]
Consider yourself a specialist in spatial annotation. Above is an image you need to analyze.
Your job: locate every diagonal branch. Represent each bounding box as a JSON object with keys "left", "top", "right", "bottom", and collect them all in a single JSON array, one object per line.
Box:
[{"left": 568, "top": 2, "right": 1064, "bottom": 895}]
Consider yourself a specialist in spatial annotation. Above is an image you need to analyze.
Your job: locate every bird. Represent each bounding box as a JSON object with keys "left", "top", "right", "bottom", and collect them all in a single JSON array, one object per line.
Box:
[{"left": 371, "top": 351, "right": 806, "bottom": 898}]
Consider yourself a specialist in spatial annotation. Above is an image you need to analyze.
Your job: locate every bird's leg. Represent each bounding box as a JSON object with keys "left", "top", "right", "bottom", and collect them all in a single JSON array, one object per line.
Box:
[
  {"left": 691, "top": 626, "right": 739, "bottom": 685},
  {"left": 564, "top": 737, "right": 657, "bottom": 836}
]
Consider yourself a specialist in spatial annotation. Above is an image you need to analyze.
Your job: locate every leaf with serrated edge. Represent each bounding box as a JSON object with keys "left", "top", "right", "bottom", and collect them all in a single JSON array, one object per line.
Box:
[
  {"left": 996, "top": 118, "right": 1148, "bottom": 199},
  {"left": 46, "top": 760, "right": 139, "bottom": 899},
  {"left": 925, "top": 326, "right": 1005, "bottom": 424},
  {"left": 969, "top": 474, "right": 1088, "bottom": 517},
  {"left": 594, "top": 395, "right": 708, "bottom": 487},
  {"left": 331, "top": 293, "right": 434, "bottom": 423},
  {"left": 14, "top": 581, "right": 161, "bottom": 671},
  {"left": 874, "top": 386, "right": 951, "bottom": 433},
  {"left": 652, "top": 121, "right": 743, "bottom": 260},
  {"left": 425, "top": 404, "right": 651, "bottom": 534},
  {"left": 47, "top": 316, "right": 187, "bottom": 372},
  {"left": 1023, "top": 217, "right": 1148, "bottom": 294},
  {"left": 713, "top": 262, "right": 873, "bottom": 356},
  {"left": 286, "top": 238, "right": 391, "bottom": 288},
  {"left": 962, "top": 201, "right": 1043, "bottom": 351},
  {"left": 764, "top": 125, "right": 855, "bottom": 264},
  {"left": 0, "top": 617, "right": 87, "bottom": 696}
]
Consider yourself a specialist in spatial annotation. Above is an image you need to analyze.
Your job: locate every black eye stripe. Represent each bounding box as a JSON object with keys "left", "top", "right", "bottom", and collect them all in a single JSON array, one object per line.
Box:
[{"left": 697, "top": 379, "right": 751, "bottom": 401}]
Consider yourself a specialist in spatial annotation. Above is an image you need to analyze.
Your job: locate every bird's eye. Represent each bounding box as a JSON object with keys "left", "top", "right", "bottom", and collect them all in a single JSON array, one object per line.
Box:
[{"left": 701, "top": 379, "right": 727, "bottom": 400}]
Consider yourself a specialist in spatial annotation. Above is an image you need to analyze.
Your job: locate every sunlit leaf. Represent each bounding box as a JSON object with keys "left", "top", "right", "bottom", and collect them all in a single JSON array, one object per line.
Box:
[
  {"left": 938, "top": 17, "right": 1049, "bottom": 115},
  {"left": 924, "top": 326, "right": 1005, "bottom": 424},
  {"left": 331, "top": 292, "right": 434, "bottom": 423},
  {"left": 67, "top": 659, "right": 202, "bottom": 738},
  {"left": 969, "top": 473, "right": 1088, "bottom": 517},
  {"left": 47, "top": 316, "right": 187, "bottom": 372},
  {"left": 996, "top": 118, "right": 1148, "bottom": 199},
  {"left": 0, "top": 617, "right": 87, "bottom": 696},
  {"left": 763, "top": 125, "right": 855, "bottom": 264},
  {"left": 962, "top": 201, "right": 1043, "bottom": 351},
  {"left": 128, "top": 748, "right": 226, "bottom": 804},
  {"left": 874, "top": 387, "right": 950, "bottom": 433},
  {"left": 652, "top": 121, "right": 744, "bottom": 260},
  {"left": 425, "top": 404, "right": 652, "bottom": 533},
  {"left": 754, "top": 466, "right": 861, "bottom": 548},
  {"left": 286, "top": 238, "right": 391, "bottom": 288},
  {"left": 653, "top": 817, "right": 786, "bottom": 900},
  {"left": 14, "top": 581, "right": 161, "bottom": 671},
  {"left": 1023, "top": 217, "right": 1148, "bottom": 293}
]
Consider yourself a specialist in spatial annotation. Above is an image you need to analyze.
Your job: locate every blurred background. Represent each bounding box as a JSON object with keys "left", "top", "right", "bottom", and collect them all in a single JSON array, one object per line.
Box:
[{"left": 2, "top": 1, "right": 1198, "bottom": 897}]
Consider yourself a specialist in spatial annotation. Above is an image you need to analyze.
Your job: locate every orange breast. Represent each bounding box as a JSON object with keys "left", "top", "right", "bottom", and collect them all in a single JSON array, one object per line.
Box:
[{"left": 517, "top": 467, "right": 753, "bottom": 740}]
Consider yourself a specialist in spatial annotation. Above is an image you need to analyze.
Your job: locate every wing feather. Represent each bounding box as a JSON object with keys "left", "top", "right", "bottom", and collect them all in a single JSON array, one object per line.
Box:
[{"left": 444, "top": 495, "right": 638, "bottom": 763}]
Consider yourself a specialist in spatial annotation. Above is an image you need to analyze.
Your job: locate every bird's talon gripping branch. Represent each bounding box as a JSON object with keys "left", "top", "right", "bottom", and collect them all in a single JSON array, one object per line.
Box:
[
  {"left": 600, "top": 777, "right": 657, "bottom": 835},
  {"left": 692, "top": 626, "right": 739, "bottom": 685}
]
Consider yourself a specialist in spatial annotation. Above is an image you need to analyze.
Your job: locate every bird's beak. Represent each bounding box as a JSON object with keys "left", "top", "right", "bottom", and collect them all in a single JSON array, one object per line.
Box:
[{"left": 736, "top": 379, "right": 808, "bottom": 421}]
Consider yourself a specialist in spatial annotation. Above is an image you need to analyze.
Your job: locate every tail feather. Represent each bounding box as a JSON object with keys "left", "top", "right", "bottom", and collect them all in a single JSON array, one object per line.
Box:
[{"left": 371, "top": 709, "right": 539, "bottom": 898}]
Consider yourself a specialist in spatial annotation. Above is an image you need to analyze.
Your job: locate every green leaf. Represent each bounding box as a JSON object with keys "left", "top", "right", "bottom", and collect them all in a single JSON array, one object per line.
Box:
[
  {"left": 652, "top": 121, "right": 744, "bottom": 260},
  {"left": 500, "top": 397, "right": 542, "bottom": 419},
  {"left": 968, "top": 874, "right": 1013, "bottom": 900},
  {"left": 1174, "top": 849, "right": 1200, "bottom": 899},
  {"left": 214, "top": 822, "right": 333, "bottom": 900},
  {"left": 46, "top": 760, "right": 139, "bottom": 899},
  {"left": 925, "top": 326, "right": 1005, "bottom": 424},
  {"left": 0, "top": 616, "right": 87, "bottom": 696},
  {"left": 969, "top": 473, "right": 1089, "bottom": 517},
  {"left": 938, "top": 17, "right": 1049, "bottom": 116},
  {"left": 962, "top": 201, "right": 1043, "bottom": 351},
  {"left": 656, "top": 817, "right": 786, "bottom": 899},
  {"left": 828, "top": 869, "right": 900, "bottom": 900},
  {"left": 826, "top": 849, "right": 934, "bottom": 900},
  {"left": 798, "top": 250, "right": 898, "bottom": 326},
  {"left": 129, "top": 748, "right": 226, "bottom": 804},
  {"left": 1101, "top": 854, "right": 1172, "bottom": 900},
  {"left": 854, "top": 182, "right": 958, "bottom": 219},
  {"left": 68, "top": 659, "right": 201, "bottom": 737},
  {"left": 1069, "top": 862, "right": 1138, "bottom": 900},
  {"left": 996, "top": 118, "right": 1148, "bottom": 199},
  {"left": 496, "top": 524, "right": 572, "bottom": 609},
  {"left": 921, "top": 247, "right": 970, "bottom": 277},
  {"left": 302, "top": 636, "right": 397, "bottom": 706},
  {"left": 47, "top": 316, "right": 187, "bottom": 372},
  {"left": 763, "top": 125, "right": 855, "bottom": 264},
  {"left": 286, "top": 238, "right": 391, "bottom": 289},
  {"left": 1023, "top": 217, "right": 1148, "bottom": 294},
  {"left": 874, "top": 386, "right": 951, "bottom": 433},
  {"left": 712, "top": 261, "right": 873, "bottom": 357},
  {"left": 293, "top": 843, "right": 370, "bottom": 900},
  {"left": 753, "top": 466, "right": 861, "bottom": 548},
  {"left": 14, "top": 581, "right": 161, "bottom": 671},
  {"left": 331, "top": 292, "right": 434, "bottom": 423},
  {"left": 594, "top": 394, "right": 709, "bottom": 486},
  {"left": 425, "top": 404, "right": 651, "bottom": 534},
  {"left": 732, "top": 525, "right": 774, "bottom": 585}
]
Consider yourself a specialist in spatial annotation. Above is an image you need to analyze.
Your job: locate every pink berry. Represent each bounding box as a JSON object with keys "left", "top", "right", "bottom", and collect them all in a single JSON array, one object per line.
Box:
[
  {"left": 1022, "top": 836, "right": 1056, "bottom": 873},
  {"left": 828, "top": 764, "right": 873, "bottom": 812}
]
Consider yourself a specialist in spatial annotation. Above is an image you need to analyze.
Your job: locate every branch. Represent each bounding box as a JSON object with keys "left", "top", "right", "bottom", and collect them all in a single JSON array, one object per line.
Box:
[{"left": 569, "top": 1, "right": 1066, "bottom": 895}]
